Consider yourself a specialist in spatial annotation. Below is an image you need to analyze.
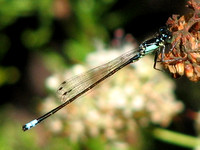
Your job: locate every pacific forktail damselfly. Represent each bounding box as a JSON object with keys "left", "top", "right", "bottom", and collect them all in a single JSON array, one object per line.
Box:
[{"left": 22, "top": 27, "right": 172, "bottom": 131}]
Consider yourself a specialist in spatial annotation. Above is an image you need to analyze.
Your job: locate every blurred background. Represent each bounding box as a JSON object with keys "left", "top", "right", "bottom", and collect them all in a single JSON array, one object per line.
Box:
[{"left": 1, "top": 0, "right": 200, "bottom": 149}]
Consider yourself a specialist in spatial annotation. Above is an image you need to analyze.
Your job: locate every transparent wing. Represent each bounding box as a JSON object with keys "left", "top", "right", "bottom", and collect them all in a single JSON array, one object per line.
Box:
[{"left": 57, "top": 49, "right": 140, "bottom": 102}]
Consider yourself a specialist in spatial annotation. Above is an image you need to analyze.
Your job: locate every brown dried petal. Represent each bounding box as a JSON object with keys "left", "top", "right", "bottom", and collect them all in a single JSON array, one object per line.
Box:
[
  {"left": 193, "top": 63, "right": 200, "bottom": 77},
  {"left": 185, "top": 62, "right": 194, "bottom": 78},
  {"left": 190, "top": 53, "right": 200, "bottom": 63},
  {"left": 175, "top": 63, "right": 185, "bottom": 76},
  {"left": 168, "top": 65, "right": 177, "bottom": 74}
]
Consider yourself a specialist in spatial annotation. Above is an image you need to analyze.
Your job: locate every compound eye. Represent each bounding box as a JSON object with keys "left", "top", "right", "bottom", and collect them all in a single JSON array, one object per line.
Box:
[{"left": 159, "top": 27, "right": 167, "bottom": 34}]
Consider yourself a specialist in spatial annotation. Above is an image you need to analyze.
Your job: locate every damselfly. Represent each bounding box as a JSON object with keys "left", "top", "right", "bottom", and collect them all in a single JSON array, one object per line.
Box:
[{"left": 22, "top": 27, "right": 172, "bottom": 131}]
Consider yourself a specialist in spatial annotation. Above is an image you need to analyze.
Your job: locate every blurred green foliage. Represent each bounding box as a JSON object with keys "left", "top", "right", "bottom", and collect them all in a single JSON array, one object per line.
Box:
[
  {"left": 0, "top": 66, "right": 20, "bottom": 85},
  {"left": 0, "top": 0, "right": 53, "bottom": 47},
  {"left": 0, "top": 0, "right": 54, "bottom": 86},
  {"left": 0, "top": 0, "right": 122, "bottom": 86}
]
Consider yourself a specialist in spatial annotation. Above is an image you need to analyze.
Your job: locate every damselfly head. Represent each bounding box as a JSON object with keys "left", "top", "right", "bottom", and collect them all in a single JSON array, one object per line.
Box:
[{"left": 158, "top": 27, "right": 172, "bottom": 44}]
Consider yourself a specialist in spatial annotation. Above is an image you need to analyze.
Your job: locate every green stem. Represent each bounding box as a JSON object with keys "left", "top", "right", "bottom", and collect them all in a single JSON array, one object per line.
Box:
[{"left": 152, "top": 128, "right": 200, "bottom": 148}]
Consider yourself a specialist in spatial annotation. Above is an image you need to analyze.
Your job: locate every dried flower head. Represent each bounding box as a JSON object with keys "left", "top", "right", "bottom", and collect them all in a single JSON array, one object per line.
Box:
[{"left": 160, "top": 0, "right": 200, "bottom": 81}]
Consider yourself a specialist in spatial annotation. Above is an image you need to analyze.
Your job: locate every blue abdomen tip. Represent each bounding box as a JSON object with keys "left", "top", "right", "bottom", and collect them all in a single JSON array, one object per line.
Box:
[{"left": 22, "top": 119, "right": 38, "bottom": 131}]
